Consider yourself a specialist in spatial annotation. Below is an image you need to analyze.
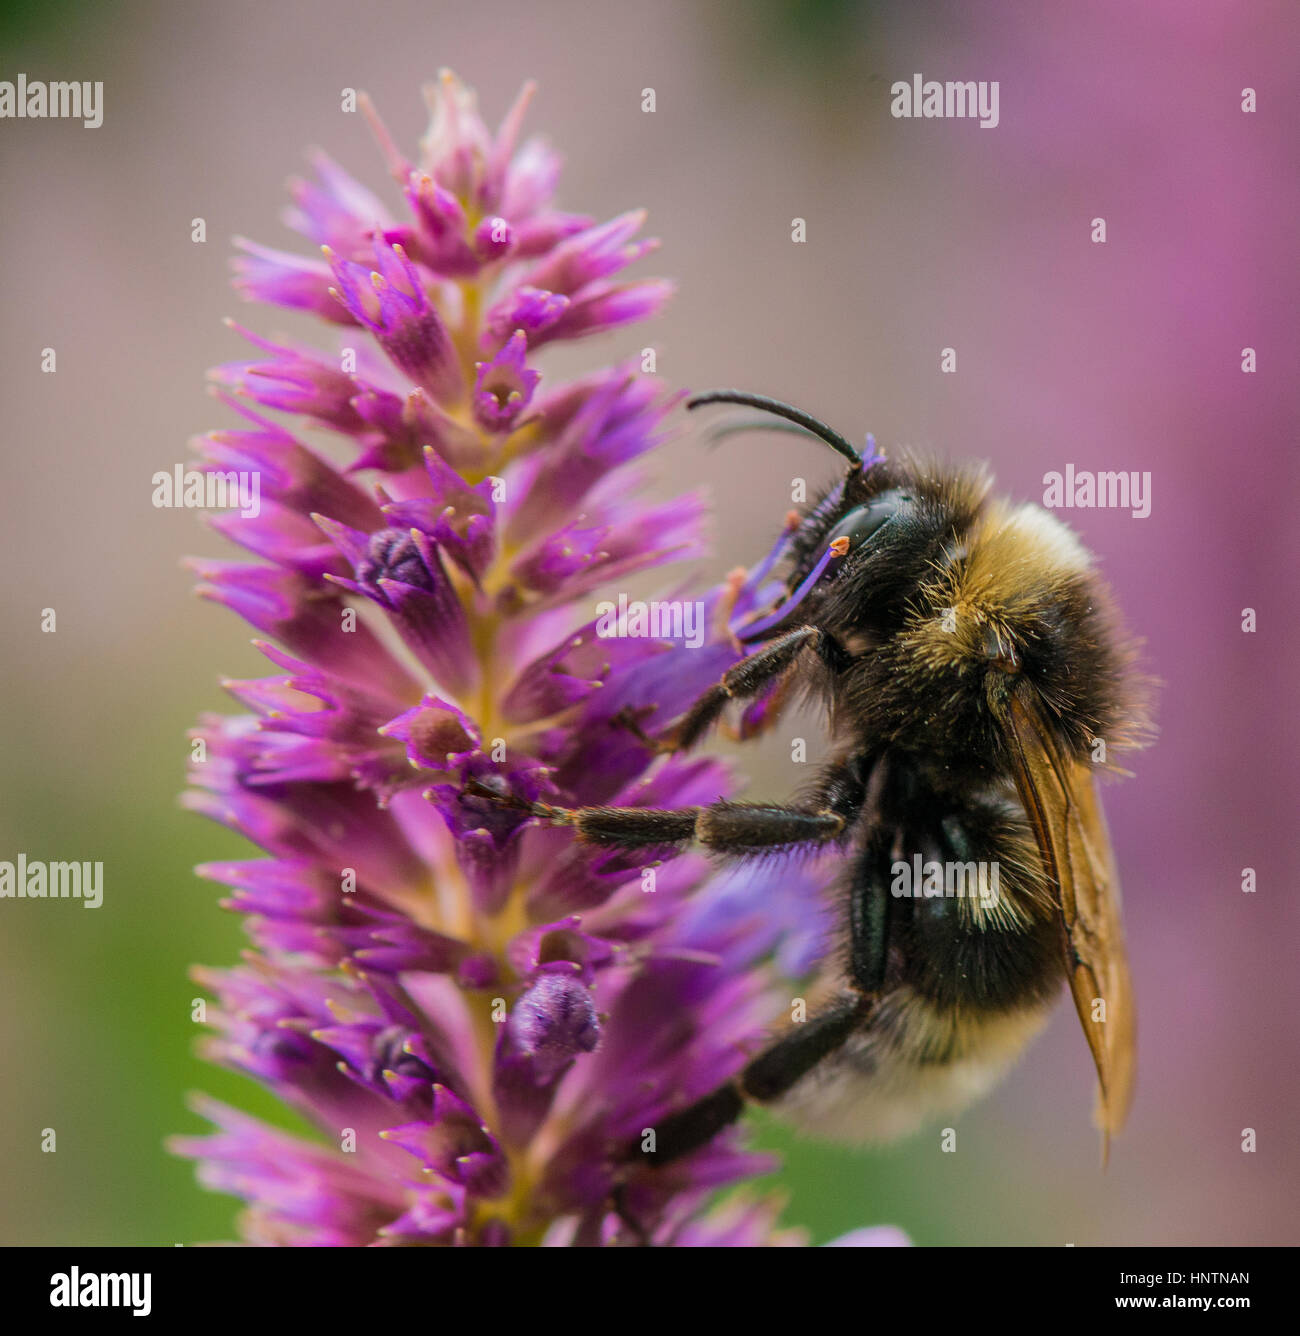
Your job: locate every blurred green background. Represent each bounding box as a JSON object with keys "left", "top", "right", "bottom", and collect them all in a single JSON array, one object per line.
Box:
[{"left": 2, "top": 0, "right": 1296, "bottom": 1245}]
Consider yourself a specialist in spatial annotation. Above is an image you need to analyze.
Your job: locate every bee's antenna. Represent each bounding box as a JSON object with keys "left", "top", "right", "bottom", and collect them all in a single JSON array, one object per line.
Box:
[
  {"left": 687, "top": 390, "right": 862, "bottom": 467},
  {"left": 697, "top": 415, "right": 826, "bottom": 450}
]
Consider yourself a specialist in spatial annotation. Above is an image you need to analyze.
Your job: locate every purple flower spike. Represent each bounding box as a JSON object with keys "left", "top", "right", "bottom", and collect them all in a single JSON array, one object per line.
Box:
[
  {"left": 355, "top": 526, "right": 437, "bottom": 592},
  {"left": 174, "top": 72, "right": 901, "bottom": 1248},
  {"left": 472, "top": 330, "right": 539, "bottom": 433},
  {"left": 483, "top": 284, "right": 571, "bottom": 350},
  {"left": 324, "top": 238, "right": 464, "bottom": 403},
  {"left": 492, "top": 972, "right": 602, "bottom": 1145},
  {"left": 403, "top": 172, "right": 478, "bottom": 275},
  {"left": 379, "top": 695, "right": 481, "bottom": 772},
  {"left": 231, "top": 238, "right": 353, "bottom": 324},
  {"left": 472, "top": 214, "right": 514, "bottom": 264},
  {"left": 419, "top": 69, "right": 495, "bottom": 204},
  {"left": 507, "top": 973, "right": 601, "bottom": 1079},
  {"left": 284, "top": 149, "right": 394, "bottom": 252},
  {"left": 318, "top": 519, "right": 477, "bottom": 693}
]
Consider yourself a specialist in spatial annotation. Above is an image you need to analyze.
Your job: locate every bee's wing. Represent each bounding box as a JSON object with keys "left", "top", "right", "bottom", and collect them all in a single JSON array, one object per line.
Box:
[{"left": 996, "top": 689, "right": 1136, "bottom": 1159}]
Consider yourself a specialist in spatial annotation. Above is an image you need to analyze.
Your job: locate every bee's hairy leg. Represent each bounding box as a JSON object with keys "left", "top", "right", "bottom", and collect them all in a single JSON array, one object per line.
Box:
[
  {"left": 848, "top": 824, "right": 900, "bottom": 994},
  {"left": 608, "top": 1182, "right": 653, "bottom": 1246},
  {"left": 659, "top": 624, "right": 845, "bottom": 753},
  {"left": 608, "top": 703, "right": 660, "bottom": 749},
  {"left": 643, "top": 1085, "right": 745, "bottom": 1167},
  {"left": 475, "top": 764, "right": 860, "bottom": 855},
  {"left": 731, "top": 666, "right": 797, "bottom": 743},
  {"left": 469, "top": 755, "right": 866, "bottom": 856},
  {"left": 643, "top": 993, "right": 873, "bottom": 1168},
  {"left": 563, "top": 799, "right": 847, "bottom": 855}
]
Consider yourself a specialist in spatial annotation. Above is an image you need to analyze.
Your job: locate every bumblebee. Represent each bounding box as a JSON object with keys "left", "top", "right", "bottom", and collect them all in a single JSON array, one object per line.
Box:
[{"left": 476, "top": 390, "right": 1148, "bottom": 1166}]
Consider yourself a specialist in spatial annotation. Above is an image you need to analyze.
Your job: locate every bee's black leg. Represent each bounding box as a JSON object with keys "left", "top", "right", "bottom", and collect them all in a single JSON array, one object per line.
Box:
[
  {"left": 644, "top": 1085, "right": 746, "bottom": 1166},
  {"left": 568, "top": 798, "right": 848, "bottom": 855},
  {"left": 609, "top": 1183, "right": 653, "bottom": 1246},
  {"left": 502, "top": 764, "right": 865, "bottom": 855},
  {"left": 644, "top": 993, "right": 872, "bottom": 1167},
  {"left": 479, "top": 754, "right": 865, "bottom": 857},
  {"left": 739, "top": 992, "right": 873, "bottom": 1100},
  {"left": 848, "top": 824, "right": 899, "bottom": 994},
  {"left": 662, "top": 624, "right": 843, "bottom": 752}
]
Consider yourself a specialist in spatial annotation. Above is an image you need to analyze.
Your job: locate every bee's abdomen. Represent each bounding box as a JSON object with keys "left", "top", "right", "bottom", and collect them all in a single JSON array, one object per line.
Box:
[
  {"left": 770, "top": 990, "right": 1056, "bottom": 1144},
  {"left": 900, "top": 901, "right": 1065, "bottom": 1014},
  {"left": 853, "top": 775, "right": 1064, "bottom": 1016},
  {"left": 772, "top": 769, "right": 1067, "bottom": 1142}
]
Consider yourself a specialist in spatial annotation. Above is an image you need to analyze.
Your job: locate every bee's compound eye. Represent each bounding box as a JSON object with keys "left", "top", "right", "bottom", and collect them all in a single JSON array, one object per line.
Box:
[{"left": 822, "top": 489, "right": 911, "bottom": 556}]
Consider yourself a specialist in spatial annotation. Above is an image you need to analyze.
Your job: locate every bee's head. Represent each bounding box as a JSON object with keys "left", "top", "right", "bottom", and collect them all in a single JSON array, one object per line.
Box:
[
  {"left": 687, "top": 391, "right": 989, "bottom": 647},
  {"left": 778, "top": 459, "right": 990, "bottom": 643}
]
